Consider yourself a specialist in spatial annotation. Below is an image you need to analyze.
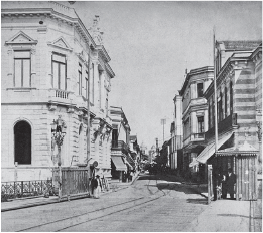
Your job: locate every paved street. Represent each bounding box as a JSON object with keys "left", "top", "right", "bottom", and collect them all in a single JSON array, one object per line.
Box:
[{"left": 1, "top": 174, "right": 207, "bottom": 232}]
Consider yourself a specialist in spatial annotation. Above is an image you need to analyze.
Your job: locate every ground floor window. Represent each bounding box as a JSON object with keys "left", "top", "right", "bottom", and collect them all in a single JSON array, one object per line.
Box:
[{"left": 14, "top": 120, "right": 31, "bottom": 164}]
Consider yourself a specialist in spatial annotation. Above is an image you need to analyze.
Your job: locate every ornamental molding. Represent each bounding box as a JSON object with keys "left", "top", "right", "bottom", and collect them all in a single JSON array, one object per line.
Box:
[
  {"left": 47, "top": 36, "right": 73, "bottom": 51},
  {"left": 5, "top": 31, "right": 38, "bottom": 45}
]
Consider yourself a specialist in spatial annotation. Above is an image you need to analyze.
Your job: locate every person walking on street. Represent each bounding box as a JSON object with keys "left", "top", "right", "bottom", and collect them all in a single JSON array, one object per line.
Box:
[{"left": 226, "top": 168, "right": 236, "bottom": 200}]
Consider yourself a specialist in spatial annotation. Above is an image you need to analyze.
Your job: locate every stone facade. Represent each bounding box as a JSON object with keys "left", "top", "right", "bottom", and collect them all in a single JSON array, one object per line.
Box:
[
  {"left": 173, "top": 67, "right": 213, "bottom": 177},
  {"left": 1, "top": 2, "right": 114, "bottom": 182}
]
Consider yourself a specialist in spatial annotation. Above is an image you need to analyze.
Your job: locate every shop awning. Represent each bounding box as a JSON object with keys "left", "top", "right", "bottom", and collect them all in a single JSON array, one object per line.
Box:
[
  {"left": 196, "top": 133, "right": 233, "bottom": 164},
  {"left": 216, "top": 140, "right": 258, "bottom": 157},
  {"left": 111, "top": 156, "right": 127, "bottom": 171},
  {"left": 189, "top": 159, "right": 199, "bottom": 168}
]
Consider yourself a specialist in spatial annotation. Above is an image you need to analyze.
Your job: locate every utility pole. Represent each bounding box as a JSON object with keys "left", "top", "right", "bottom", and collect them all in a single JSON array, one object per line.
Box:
[
  {"left": 155, "top": 137, "right": 159, "bottom": 156},
  {"left": 213, "top": 28, "right": 218, "bottom": 152},
  {"left": 161, "top": 118, "right": 166, "bottom": 143}
]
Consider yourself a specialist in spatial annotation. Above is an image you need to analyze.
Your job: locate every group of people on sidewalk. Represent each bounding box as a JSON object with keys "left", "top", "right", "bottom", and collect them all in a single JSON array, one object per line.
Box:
[{"left": 214, "top": 168, "right": 236, "bottom": 200}]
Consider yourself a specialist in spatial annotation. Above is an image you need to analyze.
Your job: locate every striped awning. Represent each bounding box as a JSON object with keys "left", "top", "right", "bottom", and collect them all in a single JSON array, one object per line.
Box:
[
  {"left": 111, "top": 156, "right": 127, "bottom": 171},
  {"left": 196, "top": 133, "right": 233, "bottom": 164}
]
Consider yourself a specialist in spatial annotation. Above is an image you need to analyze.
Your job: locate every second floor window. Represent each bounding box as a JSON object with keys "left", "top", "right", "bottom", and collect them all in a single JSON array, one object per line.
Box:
[
  {"left": 230, "top": 81, "right": 233, "bottom": 114},
  {"left": 198, "top": 116, "right": 204, "bottom": 133},
  {"left": 197, "top": 83, "right": 204, "bottom": 97},
  {"left": 14, "top": 51, "right": 31, "bottom": 87},
  {"left": 78, "top": 63, "right": 82, "bottom": 95},
  {"left": 85, "top": 71, "right": 89, "bottom": 99},
  {"left": 52, "top": 53, "right": 66, "bottom": 90}
]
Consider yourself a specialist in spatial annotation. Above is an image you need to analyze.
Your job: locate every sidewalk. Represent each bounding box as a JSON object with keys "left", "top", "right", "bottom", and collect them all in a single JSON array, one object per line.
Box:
[
  {"left": 1, "top": 171, "right": 140, "bottom": 212},
  {"left": 186, "top": 199, "right": 250, "bottom": 232}
]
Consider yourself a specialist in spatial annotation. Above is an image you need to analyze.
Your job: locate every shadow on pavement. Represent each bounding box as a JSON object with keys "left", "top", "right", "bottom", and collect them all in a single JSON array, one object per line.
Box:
[
  {"left": 156, "top": 182, "right": 203, "bottom": 195},
  {"left": 186, "top": 198, "right": 208, "bottom": 205}
]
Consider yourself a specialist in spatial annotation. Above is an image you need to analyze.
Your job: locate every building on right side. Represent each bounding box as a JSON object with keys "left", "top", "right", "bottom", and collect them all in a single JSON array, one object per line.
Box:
[{"left": 196, "top": 41, "right": 262, "bottom": 200}]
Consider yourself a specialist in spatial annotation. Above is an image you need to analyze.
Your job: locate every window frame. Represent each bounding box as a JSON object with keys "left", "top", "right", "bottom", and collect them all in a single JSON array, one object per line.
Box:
[
  {"left": 51, "top": 52, "right": 67, "bottom": 90},
  {"left": 13, "top": 50, "right": 31, "bottom": 88},
  {"left": 197, "top": 82, "right": 204, "bottom": 98}
]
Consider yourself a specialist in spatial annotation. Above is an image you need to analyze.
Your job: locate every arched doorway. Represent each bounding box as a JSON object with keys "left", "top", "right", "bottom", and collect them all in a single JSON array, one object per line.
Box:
[{"left": 14, "top": 120, "right": 31, "bottom": 164}]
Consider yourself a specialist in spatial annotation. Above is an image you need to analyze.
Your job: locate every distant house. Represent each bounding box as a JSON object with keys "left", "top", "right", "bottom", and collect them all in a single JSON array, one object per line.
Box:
[{"left": 110, "top": 106, "right": 135, "bottom": 181}]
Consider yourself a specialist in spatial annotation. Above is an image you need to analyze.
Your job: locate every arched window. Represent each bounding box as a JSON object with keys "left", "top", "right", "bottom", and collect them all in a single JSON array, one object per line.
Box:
[
  {"left": 14, "top": 121, "right": 31, "bottom": 164},
  {"left": 225, "top": 86, "right": 228, "bottom": 117}
]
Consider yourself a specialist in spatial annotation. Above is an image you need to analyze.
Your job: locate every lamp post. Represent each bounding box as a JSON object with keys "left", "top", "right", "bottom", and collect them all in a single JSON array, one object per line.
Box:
[{"left": 51, "top": 115, "right": 67, "bottom": 201}]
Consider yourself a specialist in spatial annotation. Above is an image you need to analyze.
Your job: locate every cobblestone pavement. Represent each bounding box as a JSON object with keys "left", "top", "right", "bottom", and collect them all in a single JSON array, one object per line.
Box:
[{"left": 1, "top": 174, "right": 207, "bottom": 232}]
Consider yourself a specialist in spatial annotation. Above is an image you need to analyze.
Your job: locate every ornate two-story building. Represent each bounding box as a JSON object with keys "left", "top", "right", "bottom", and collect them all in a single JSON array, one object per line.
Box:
[
  {"left": 1, "top": 2, "right": 114, "bottom": 182},
  {"left": 173, "top": 67, "right": 214, "bottom": 179}
]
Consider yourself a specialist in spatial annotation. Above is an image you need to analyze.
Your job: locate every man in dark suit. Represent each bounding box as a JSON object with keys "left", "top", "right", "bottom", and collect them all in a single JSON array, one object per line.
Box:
[{"left": 227, "top": 168, "right": 236, "bottom": 200}]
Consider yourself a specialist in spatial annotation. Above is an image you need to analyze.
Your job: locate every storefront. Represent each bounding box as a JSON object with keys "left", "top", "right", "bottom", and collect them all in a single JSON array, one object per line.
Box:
[{"left": 216, "top": 141, "right": 258, "bottom": 201}]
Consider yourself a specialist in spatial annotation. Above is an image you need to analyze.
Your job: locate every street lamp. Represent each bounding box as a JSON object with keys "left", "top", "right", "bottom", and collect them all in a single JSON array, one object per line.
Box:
[{"left": 51, "top": 115, "right": 67, "bottom": 201}]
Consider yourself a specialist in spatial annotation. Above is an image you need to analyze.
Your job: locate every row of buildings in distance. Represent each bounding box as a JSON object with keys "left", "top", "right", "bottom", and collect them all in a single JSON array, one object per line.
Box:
[{"left": 1, "top": 1, "right": 142, "bottom": 185}]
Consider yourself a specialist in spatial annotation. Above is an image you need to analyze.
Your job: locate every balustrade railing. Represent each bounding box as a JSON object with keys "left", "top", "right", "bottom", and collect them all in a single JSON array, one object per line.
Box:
[
  {"left": 1, "top": 180, "right": 52, "bottom": 202},
  {"left": 191, "top": 132, "right": 205, "bottom": 140},
  {"left": 56, "top": 89, "right": 69, "bottom": 99},
  {"left": 112, "top": 140, "right": 129, "bottom": 151}
]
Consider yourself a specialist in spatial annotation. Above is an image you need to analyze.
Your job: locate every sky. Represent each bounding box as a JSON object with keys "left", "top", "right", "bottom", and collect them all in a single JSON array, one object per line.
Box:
[{"left": 65, "top": 1, "right": 262, "bottom": 150}]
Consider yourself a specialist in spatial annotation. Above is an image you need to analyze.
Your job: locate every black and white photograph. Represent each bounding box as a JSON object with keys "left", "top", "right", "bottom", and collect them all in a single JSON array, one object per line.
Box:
[{"left": 1, "top": 1, "right": 262, "bottom": 232}]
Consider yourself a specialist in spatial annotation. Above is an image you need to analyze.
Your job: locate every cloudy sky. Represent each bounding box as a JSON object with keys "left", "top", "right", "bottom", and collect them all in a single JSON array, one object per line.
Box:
[{"left": 66, "top": 1, "right": 262, "bottom": 150}]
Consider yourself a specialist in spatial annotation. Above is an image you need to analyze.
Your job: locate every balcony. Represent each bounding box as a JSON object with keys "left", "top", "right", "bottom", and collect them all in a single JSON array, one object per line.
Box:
[
  {"left": 206, "top": 113, "right": 238, "bottom": 139},
  {"left": 191, "top": 132, "right": 205, "bottom": 141},
  {"left": 183, "top": 133, "right": 205, "bottom": 149},
  {"left": 112, "top": 140, "right": 129, "bottom": 152},
  {"left": 48, "top": 89, "right": 73, "bottom": 106}
]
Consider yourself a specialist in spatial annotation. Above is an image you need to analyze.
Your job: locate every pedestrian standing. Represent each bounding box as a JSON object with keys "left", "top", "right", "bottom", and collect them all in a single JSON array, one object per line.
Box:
[
  {"left": 226, "top": 168, "right": 236, "bottom": 200},
  {"left": 94, "top": 175, "right": 102, "bottom": 199},
  {"left": 130, "top": 170, "right": 134, "bottom": 182},
  {"left": 221, "top": 172, "right": 227, "bottom": 199}
]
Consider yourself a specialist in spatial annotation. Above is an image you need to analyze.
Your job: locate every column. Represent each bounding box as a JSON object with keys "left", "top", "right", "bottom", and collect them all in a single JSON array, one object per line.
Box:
[
  {"left": 191, "top": 111, "right": 197, "bottom": 134},
  {"left": 204, "top": 110, "right": 209, "bottom": 132}
]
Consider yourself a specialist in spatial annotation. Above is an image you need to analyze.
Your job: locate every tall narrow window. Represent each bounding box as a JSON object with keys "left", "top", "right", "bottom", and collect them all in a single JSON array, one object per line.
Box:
[
  {"left": 14, "top": 121, "right": 31, "bottom": 164},
  {"left": 105, "top": 93, "right": 109, "bottom": 116},
  {"left": 91, "top": 63, "right": 95, "bottom": 104},
  {"left": 230, "top": 81, "right": 233, "bottom": 114},
  {"left": 197, "top": 83, "right": 204, "bottom": 97},
  {"left": 52, "top": 53, "right": 67, "bottom": 90},
  {"left": 14, "top": 51, "right": 31, "bottom": 87},
  {"left": 218, "top": 92, "right": 223, "bottom": 121},
  {"left": 78, "top": 63, "right": 82, "bottom": 95},
  {"left": 225, "top": 86, "right": 228, "bottom": 117},
  {"left": 99, "top": 72, "right": 102, "bottom": 108},
  {"left": 85, "top": 71, "right": 89, "bottom": 99},
  {"left": 212, "top": 95, "right": 215, "bottom": 127},
  {"left": 197, "top": 116, "right": 204, "bottom": 133}
]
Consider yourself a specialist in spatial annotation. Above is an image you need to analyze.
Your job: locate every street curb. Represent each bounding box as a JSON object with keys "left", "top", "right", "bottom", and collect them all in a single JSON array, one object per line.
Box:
[
  {"left": 1, "top": 198, "right": 59, "bottom": 212},
  {"left": 1, "top": 185, "right": 130, "bottom": 212}
]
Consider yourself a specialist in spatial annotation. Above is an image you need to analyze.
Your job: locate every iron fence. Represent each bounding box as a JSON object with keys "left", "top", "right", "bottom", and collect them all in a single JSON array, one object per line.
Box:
[{"left": 1, "top": 180, "right": 52, "bottom": 202}]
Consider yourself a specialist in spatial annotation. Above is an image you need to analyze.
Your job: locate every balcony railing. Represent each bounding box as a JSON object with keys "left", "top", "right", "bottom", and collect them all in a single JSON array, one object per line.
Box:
[
  {"left": 1, "top": 180, "right": 52, "bottom": 202},
  {"left": 55, "top": 90, "right": 70, "bottom": 99},
  {"left": 191, "top": 132, "right": 205, "bottom": 141},
  {"left": 112, "top": 140, "right": 129, "bottom": 151}
]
